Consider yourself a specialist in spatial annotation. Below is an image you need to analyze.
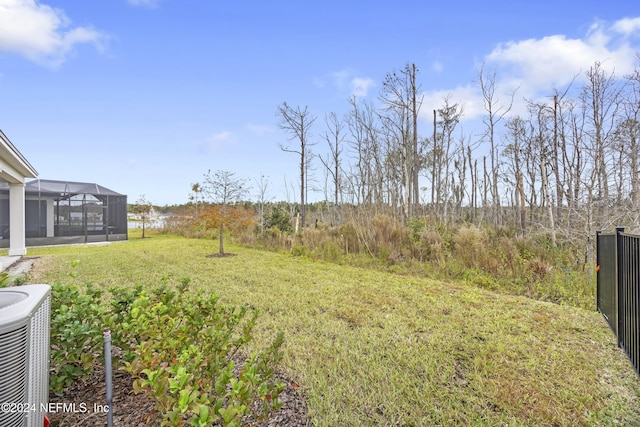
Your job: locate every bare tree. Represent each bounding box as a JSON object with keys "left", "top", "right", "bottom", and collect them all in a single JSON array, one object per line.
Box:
[
  {"left": 467, "top": 144, "right": 478, "bottom": 222},
  {"left": 319, "top": 112, "right": 345, "bottom": 206},
  {"left": 618, "top": 60, "right": 640, "bottom": 221},
  {"left": 550, "top": 78, "right": 580, "bottom": 227},
  {"left": 503, "top": 116, "right": 527, "bottom": 235},
  {"left": 433, "top": 96, "right": 463, "bottom": 222},
  {"left": 347, "top": 96, "right": 386, "bottom": 207},
  {"left": 581, "top": 61, "right": 623, "bottom": 222},
  {"left": 477, "top": 64, "right": 516, "bottom": 225},
  {"left": 451, "top": 134, "right": 469, "bottom": 221},
  {"left": 564, "top": 98, "right": 586, "bottom": 222},
  {"left": 379, "top": 63, "right": 423, "bottom": 220},
  {"left": 531, "top": 102, "right": 557, "bottom": 246},
  {"left": 261, "top": 55, "right": 640, "bottom": 256},
  {"left": 276, "top": 102, "right": 316, "bottom": 229},
  {"left": 254, "top": 174, "right": 272, "bottom": 232}
]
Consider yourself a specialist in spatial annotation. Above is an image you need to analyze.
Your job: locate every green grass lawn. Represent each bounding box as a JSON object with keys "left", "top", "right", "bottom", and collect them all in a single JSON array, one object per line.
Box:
[{"left": 19, "top": 230, "right": 640, "bottom": 426}]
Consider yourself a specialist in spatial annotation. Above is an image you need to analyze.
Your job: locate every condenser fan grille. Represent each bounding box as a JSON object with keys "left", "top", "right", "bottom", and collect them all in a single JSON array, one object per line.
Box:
[
  {"left": 27, "top": 294, "right": 50, "bottom": 426},
  {"left": 0, "top": 325, "right": 28, "bottom": 427}
]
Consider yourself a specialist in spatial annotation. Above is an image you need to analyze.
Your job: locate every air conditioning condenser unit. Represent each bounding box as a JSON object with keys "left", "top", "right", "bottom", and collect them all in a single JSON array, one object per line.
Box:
[{"left": 0, "top": 284, "right": 51, "bottom": 427}]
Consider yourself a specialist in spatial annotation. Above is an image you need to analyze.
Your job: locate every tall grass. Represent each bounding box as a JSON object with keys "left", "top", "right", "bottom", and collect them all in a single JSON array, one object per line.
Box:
[{"left": 222, "top": 216, "right": 595, "bottom": 310}]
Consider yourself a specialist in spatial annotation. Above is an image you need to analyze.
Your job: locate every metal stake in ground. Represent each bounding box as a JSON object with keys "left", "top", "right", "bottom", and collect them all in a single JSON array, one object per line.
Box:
[{"left": 104, "top": 328, "right": 114, "bottom": 427}]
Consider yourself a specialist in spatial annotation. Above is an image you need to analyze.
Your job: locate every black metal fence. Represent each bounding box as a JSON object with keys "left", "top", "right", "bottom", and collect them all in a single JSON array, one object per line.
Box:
[{"left": 596, "top": 227, "right": 640, "bottom": 376}]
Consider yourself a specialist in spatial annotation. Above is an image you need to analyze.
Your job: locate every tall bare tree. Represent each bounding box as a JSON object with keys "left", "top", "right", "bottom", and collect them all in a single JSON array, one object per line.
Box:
[
  {"left": 530, "top": 101, "right": 557, "bottom": 246},
  {"left": 347, "top": 96, "right": 383, "bottom": 207},
  {"left": 581, "top": 61, "right": 623, "bottom": 223},
  {"left": 620, "top": 60, "right": 640, "bottom": 215},
  {"left": 503, "top": 116, "right": 527, "bottom": 235},
  {"left": 433, "top": 96, "right": 463, "bottom": 222},
  {"left": 254, "top": 174, "right": 271, "bottom": 233},
  {"left": 550, "top": 78, "right": 580, "bottom": 227},
  {"left": 477, "top": 64, "right": 516, "bottom": 225},
  {"left": 276, "top": 102, "right": 316, "bottom": 229},
  {"left": 379, "top": 63, "right": 423, "bottom": 220},
  {"left": 319, "top": 112, "right": 344, "bottom": 206}
]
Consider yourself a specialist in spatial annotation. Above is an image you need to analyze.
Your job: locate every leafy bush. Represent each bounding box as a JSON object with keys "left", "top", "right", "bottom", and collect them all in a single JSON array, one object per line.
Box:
[
  {"left": 0, "top": 272, "right": 11, "bottom": 287},
  {"left": 49, "top": 281, "right": 105, "bottom": 394},
  {"left": 119, "top": 279, "right": 284, "bottom": 426},
  {"left": 46, "top": 274, "right": 285, "bottom": 426},
  {"left": 264, "top": 205, "right": 292, "bottom": 232}
]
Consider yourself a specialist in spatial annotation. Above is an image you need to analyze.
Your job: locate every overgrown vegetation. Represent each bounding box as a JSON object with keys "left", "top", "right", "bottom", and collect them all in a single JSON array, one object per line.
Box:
[
  {"left": 25, "top": 231, "right": 640, "bottom": 426},
  {"left": 164, "top": 210, "right": 595, "bottom": 310}
]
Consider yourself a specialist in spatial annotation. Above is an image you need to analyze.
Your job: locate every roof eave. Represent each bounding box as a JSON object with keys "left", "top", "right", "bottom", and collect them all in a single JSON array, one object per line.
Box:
[{"left": 0, "top": 129, "right": 38, "bottom": 179}]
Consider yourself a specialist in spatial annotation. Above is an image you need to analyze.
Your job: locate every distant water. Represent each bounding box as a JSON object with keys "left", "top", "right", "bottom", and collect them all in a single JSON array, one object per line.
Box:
[{"left": 128, "top": 217, "right": 166, "bottom": 229}]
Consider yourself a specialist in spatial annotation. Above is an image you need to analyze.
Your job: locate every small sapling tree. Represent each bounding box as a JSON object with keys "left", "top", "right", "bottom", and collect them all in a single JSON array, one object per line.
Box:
[
  {"left": 202, "top": 170, "right": 250, "bottom": 255},
  {"left": 131, "top": 194, "right": 153, "bottom": 238}
]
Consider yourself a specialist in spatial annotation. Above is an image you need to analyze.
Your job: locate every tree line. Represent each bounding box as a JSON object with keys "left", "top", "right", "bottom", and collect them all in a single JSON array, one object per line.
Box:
[
  {"left": 274, "top": 58, "right": 640, "bottom": 256},
  {"left": 167, "top": 58, "right": 640, "bottom": 262}
]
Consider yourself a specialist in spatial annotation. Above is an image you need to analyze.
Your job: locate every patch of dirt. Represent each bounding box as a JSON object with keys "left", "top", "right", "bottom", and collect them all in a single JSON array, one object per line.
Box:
[
  {"left": 4, "top": 256, "right": 39, "bottom": 277},
  {"left": 48, "top": 365, "right": 310, "bottom": 426},
  {"left": 49, "top": 368, "right": 157, "bottom": 427}
]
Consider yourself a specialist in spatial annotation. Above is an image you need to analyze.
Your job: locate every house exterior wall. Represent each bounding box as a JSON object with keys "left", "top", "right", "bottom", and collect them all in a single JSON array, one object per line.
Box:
[
  {"left": 0, "top": 130, "right": 38, "bottom": 255},
  {"left": 8, "top": 183, "right": 26, "bottom": 255},
  {"left": 0, "top": 181, "right": 128, "bottom": 248}
]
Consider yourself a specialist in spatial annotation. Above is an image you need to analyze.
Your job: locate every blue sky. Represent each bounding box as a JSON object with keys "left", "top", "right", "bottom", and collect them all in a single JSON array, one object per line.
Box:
[{"left": 0, "top": 0, "right": 639, "bottom": 206}]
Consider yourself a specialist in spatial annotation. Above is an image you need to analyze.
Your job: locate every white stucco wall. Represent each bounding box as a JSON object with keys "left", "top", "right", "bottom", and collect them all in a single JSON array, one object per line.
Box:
[{"left": 0, "top": 130, "right": 38, "bottom": 255}]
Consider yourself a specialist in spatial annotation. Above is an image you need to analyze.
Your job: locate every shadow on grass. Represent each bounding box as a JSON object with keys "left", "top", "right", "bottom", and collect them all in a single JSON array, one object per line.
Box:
[{"left": 205, "top": 253, "right": 237, "bottom": 258}]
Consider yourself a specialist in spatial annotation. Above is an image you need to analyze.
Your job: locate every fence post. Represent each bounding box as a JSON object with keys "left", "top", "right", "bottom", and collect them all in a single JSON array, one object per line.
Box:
[{"left": 616, "top": 226, "right": 625, "bottom": 347}]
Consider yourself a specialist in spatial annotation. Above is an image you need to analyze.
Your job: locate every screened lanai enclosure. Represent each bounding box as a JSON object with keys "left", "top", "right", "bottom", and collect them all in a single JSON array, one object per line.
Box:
[{"left": 0, "top": 179, "right": 127, "bottom": 247}]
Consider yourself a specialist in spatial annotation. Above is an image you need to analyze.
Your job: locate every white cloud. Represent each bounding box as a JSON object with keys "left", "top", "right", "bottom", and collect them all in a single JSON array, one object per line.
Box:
[
  {"left": 205, "top": 131, "right": 235, "bottom": 152},
  {"left": 424, "top": 16, "right": 640, "bottom": 123},
  {"left": 486, "top": 18, "right": 638, "bottom": 96},
  {"left": 331, "top": 69, "right": 350, "bottom": 88},
  {"left": 612, "top": 17, "right": 640, "bottom": 36},
  {"left": 350, "top": 77, "right": 374, "bottom": 97},
  {"left": 246, "top": 123, "right": 273, "bottom": 136},
  {"left": 319, "top": 68, "right": 375, "bottom": 97},
  {"left": 127, "top": 0, "right": 163, "bottom": 9},
  {"left": 0, "top": 0, "right": 107, "bottom": 68},
  {"left": 486, "top": 35, "right": 594, "bottom": 89},
  {"left": 420, "top": 84, "right": 485, "bottom": 121},
  {"left": 431, "top": 61, "right": 444, "bottom": 73}
]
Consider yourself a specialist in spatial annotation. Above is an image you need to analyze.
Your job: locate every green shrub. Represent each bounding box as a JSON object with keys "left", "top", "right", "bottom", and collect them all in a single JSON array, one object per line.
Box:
[
  {"left": 407, "top": 216, "right": 426, "bottom": 243},
  {"left": 46, "top": 273, "right": 285, "bottom": 426},
  {"left": 264, "top": 205, "right": 292, "bottom": 232},
  {"left": 120, "top": 280, "right": 284, "bottom": 426},
  {"left": 462, "top": 267, "right": 502, "bottom": 291},
  {"left": 49, "top": 282, "right": 105, "bottom": 394},
  {"left": 0, "top": 272, "right": 11, "bottom": 288}
]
